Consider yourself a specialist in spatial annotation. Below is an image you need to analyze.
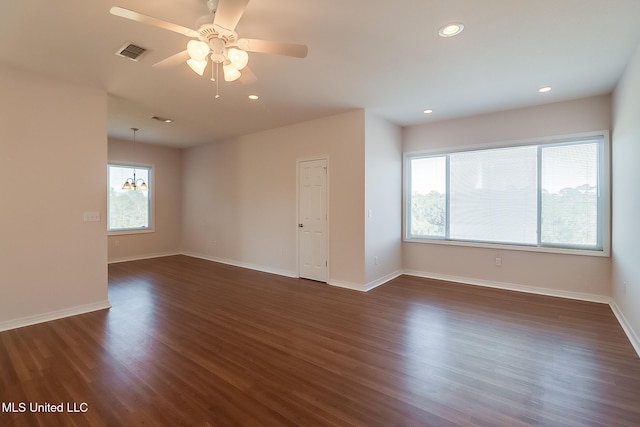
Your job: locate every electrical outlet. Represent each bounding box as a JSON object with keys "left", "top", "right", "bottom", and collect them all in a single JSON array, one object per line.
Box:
[
  {"left": 495, "top": 257, "right": 502, "bottom": 266},
  {"left": 374, "top": 256, "right": 379, "bottom": 265},
  {"left": 83, "top": 211, "right": 100, "bottom": 222}
]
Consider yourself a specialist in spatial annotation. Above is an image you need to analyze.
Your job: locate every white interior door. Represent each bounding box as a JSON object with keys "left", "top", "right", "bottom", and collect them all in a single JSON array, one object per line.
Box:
[{"left": 298, "top": 159, "right": 327, "bottom": 282}]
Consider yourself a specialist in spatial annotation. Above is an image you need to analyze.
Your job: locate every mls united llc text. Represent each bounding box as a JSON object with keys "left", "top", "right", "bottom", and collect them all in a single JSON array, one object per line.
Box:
[{"left": 2, "top": 402, "right": 89, "bottom": 413}]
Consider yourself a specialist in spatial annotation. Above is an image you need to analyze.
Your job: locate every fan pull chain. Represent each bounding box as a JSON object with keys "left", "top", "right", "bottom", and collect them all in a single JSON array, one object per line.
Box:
[{"left": 215, "top": 63, "right": 220, "bottom": 99}]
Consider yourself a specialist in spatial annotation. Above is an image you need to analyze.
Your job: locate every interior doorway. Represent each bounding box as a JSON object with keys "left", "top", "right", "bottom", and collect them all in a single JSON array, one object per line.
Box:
[{"left": 297, "top": 158, "right": 328, "bottom": 282}]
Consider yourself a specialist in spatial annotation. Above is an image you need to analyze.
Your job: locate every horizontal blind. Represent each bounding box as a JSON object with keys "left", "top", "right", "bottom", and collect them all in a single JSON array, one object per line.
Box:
[
  {"left": 541, "top": 141, "right": 599, "bottom": 247},
  {"left": 449, "top": 146, "right": 538, "bottom": 244}
]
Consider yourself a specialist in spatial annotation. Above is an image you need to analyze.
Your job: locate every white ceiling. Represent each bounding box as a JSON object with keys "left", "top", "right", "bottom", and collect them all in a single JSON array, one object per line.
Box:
[{"left": 1, "top": 0, "right": 639, "bottom": 148}]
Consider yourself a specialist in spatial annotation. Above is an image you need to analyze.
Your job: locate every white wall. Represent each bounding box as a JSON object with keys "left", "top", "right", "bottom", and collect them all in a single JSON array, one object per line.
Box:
[
  {"left": 364, "top": 112, "right": 403, "bottom": 288},
  {"left": 107, "top": 138, "right": 183, "bottom": 262},
  {"left": 612, "top": 41, "right": 640, "bottom": 351},
  {"left": 0, "top": 65, "right": 109, "bottom": 330},
  {"left": 402, "top": 95, "right": 612, "bottom": 300},
  {"left": 181, "top": 110, "right": 367, "bottom": 288}
]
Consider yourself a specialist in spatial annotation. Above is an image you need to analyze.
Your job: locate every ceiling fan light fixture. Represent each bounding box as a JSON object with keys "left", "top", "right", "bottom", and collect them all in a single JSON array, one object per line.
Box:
[
  {"left": 187, "top": 58, "right": 208, "bottom": 76},
  {"left": 209, "top": 38, "right": 227, "bottom": 63},
  {"left": 227, "top": 48, "right": 249, "bottom": 70},
  {"left": 110, "top": 4, "right": 309, "bottom": 98},
  {"left": 187, "top": 40, "right": 210, "bottom": 61},
  {"left": 223, "top": 64, "right": 241, "bottom": 82}
]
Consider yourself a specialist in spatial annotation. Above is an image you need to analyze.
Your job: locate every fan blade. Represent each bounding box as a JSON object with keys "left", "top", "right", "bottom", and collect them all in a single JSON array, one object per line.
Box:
[
  {"left": 239, "top": 66, "right": 257, "bottom": 84},
  {"left": 153, "top": 50, "right": 190, "bottom": 68},
  {"left": 110, "top": 6, "right": 200, "bottom": 37},
  {"left": 213, "top": 0, "right": 249, "bottom": 32},
  {"left": 237, "top": 38, "right": 308, "bottom": 58}
]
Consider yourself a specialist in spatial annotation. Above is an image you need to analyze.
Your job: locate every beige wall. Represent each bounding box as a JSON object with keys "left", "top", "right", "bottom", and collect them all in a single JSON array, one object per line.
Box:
[
  {"left": 107, "top": 138, "right": 183, "bottom": 262},
  {"left": 364, "top": 112, "right": 403, "bottom": 287},
  {"left": 612, "top": 41, "right": 640, "bottom": 351},
  {"left": 181, "top": 110, "right": 368, "bottom": 288},
  {"left": 402, "top": 95, "right": 612, "bottom": 300},
  {"left": 0, "top": 65, "right": 109, "bottom": 330}
]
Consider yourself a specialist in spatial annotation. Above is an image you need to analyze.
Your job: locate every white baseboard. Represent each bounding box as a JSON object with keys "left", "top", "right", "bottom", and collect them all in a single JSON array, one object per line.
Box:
[
  {"left": 364, "top": 270, "right": 404, "bottom": 292},
  {"left": 327, "top": 271, "right": 403, "bottom": 292},
  {"left": 0, "top": 300, "right": 112, "bottom": 333},
  {"left": 609, "top": 299, "right": 640, "bottom": 358},
  {"left": 108, "top": 251, "right": 181, "bottom": 264},
  {"left": 327, "top": 279, "right": 366, "bottom": 292},
  {"left": 403, "top": 270, "right": 611, "bottom": 304},
  {"left": 182, "top": 252, "right": 298, "bottom": 279}
]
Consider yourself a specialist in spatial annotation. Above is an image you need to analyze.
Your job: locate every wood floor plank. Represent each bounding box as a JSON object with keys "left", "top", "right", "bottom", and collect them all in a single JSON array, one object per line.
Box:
[{"left": 1, "top": 255, "right": 640, "bottom": 426}]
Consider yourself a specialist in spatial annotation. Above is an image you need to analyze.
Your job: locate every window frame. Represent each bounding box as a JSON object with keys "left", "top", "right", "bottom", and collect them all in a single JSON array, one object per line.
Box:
[
  {"left": 107, "top": 163, "right": 155, "bottom": 235},
  {"left": 403, "top": 131, "right": 610, "bottom": 257}
]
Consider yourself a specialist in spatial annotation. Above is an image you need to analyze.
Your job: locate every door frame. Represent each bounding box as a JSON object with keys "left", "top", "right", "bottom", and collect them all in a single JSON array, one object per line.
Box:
[{"left": 296, "top": 156, "right": 330, "bottom": 282}]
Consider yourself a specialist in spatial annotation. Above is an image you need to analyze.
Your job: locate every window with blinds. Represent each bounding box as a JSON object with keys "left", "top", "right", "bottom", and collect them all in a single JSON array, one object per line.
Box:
[{"left": 405, "top": 134, "right": 608, "bottom": 254}]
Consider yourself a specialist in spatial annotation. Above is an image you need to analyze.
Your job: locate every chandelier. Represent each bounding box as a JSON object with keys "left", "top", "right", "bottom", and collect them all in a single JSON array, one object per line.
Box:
[{"left": 122, "top": 128, "right": 148, "bottom": 191}]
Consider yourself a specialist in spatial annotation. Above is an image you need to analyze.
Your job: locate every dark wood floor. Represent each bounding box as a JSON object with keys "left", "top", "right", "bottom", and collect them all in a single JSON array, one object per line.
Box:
[{"left": 1, "top": 255, "right": 639, "bottom": 426}]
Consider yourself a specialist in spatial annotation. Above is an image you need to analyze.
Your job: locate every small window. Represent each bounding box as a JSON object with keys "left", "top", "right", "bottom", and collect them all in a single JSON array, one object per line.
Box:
[
  {"left": 405, "top": 133, "right": 609, "bottom": 255},
  {"left": 107, "top": 164, "right": 152, "bottom": 233}
]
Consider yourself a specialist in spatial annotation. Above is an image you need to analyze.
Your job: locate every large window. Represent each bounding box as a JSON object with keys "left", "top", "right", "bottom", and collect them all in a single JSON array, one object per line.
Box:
[
  {"left": 405, "top": 133, "right": 608, "bottom": 254},
  {"left": 108, "top": 164, "right": 152, "bottom": 233}
]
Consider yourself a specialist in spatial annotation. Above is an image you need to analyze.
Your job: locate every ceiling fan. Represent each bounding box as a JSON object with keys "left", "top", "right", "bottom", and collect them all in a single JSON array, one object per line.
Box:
[{"left": 110, "top": 0, "right": 308, "bottom": 86}]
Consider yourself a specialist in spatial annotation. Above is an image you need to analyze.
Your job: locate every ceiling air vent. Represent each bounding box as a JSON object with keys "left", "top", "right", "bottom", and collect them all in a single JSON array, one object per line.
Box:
[
  {"left": 151, "top": 116, "right": 173, "bottom": 123},
  {"left": 116, "top": 43, "right": 147, "bottom": 61}
]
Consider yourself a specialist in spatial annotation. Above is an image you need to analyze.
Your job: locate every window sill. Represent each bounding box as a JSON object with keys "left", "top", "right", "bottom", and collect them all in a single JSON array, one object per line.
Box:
[
  {"left": 108, "top": 228, "right": 155, "bottom": 236},
  {"left": 403, "top": 237, "right": 609, "bottom": 257}
]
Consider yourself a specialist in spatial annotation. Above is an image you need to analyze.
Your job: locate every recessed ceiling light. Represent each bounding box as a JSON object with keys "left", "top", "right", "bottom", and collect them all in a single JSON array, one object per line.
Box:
[
  {"left": 423, "top": 109, "right": 433, "bottom": 114},
  {"left": 439, "top": 23, "right": 464, "bottom": 38},
  {"left": 538, "top": 86, "right": 552, "bottom": 93},
  {"left": 248, "top": 94, "right": 259, "bottom": 100}
]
